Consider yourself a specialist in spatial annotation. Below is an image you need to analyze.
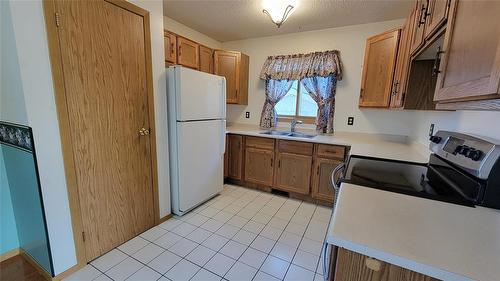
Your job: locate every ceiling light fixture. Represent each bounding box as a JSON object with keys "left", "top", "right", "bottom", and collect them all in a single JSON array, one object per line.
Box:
[{"left": 262, "top": 0, "right": 298, "bottom": 28}]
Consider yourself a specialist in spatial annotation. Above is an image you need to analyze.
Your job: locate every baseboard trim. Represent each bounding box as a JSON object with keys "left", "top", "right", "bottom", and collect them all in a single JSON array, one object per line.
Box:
[
  {"left": 19, "top": 249, "right": 52, "bottom": 281},
  {"left": 158, "top": 213, "right": 173, "bottom": 224},
  {"left": 0, "top": 248, "right": 20, "bottom": 262}
]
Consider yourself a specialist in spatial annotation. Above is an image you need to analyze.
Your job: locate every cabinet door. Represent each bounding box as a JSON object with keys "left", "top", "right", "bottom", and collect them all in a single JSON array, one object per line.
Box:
[
  {"left": 391, "top": 17, "right": 412, "bottom": 108},
  {"left": 199, "top": 45, "right": 214, "bottom": 73},
  {"left": 245, "top": 147, "right": 274, "bottom": 186},
  {"left": 177, "top": 37, "right": 199, "bottom": 69},
  {"left": 228, "top": 135, "right": 243, "bottom": 180},
  {"left": 359, "top": 29, "right": 400, "bottom": 107},
  {"left": 434, "top": 0, "right": 500, "bottom": 103},
  {"left": 276, "top": 153, "right": 312, "bottom": 194},
  {"left": 164, "top": 31, "right": 177, "bottom": 63},
  {"left": 312, "top": 158, "right": 341, "bottom": 203},
  {"left": 424, "top": 0, "right": 450, "bottom": 39},
  {"left": 410, "top": 0, "right": 428, "bottom": 55},
  {"left": 214, "top": 50, "right": 240, "bottom": 104}
]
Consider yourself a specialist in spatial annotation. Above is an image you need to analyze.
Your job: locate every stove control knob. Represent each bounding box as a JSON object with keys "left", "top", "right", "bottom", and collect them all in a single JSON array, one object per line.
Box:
[
  {"left": 467, "top": 149, "right": 483, "bottom": 161},
  {"left": 459, "top": 146, "right": 470, "bottom": 155},
  {"left": 454, "top": 145, "right": 463, "bottom": 155},
  {"left": 429, "top": 135, "right": 442, "bottom": 144}
]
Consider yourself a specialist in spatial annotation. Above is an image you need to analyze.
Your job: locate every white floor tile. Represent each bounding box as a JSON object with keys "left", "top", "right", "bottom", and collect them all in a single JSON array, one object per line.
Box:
[
  {"left": 292, "top": 250, "right": 320, "bottom": 271},
  {"left": 270, "top": 242, "right": 297, "bottom": 262},
  {"left": 274, "top": 210, "right": 294, "bottom": 221},
  {"left": 147, "top": 250, "right": 181, "bottom": 274},
  {"left": 298, "top": 238, "right": 323, "bottom": 256},
  {"left": 225, "top": 261, "right": 257, "bottom": 281},
  {"left": 191, "top": 269, "right": 222, "bottom": 281},
  {"left": 171, "top": 222, "right": 197, "bottom": 237},
  {"left": 93, "top": 274, "right": 112, "bottom": 281},
  {"left": 132, "top": 243, "right": 164, "bottom": 264},
  {"left": 153, "top": 231, "right": 182, "bottom": 249},
  {"left": 213, "top": 210, "right": 234, "bottom": 223},
  {"left": 227, "top": 216, "right": 249, "bottom": 228},
  {"left": 216, "top": 223, "right": 240, "bottom": 239},
  {"left": 125, "top": 266, "right": 161, "bottom": 281},
  {"left": 232, "top": 229, "right": 257, "bottom": 246},
  {"left": 186, "top": 227, "right": 212, "bottom": 243},
  {"left": 91, "top": 249, "right": 128, "bottom": 272},
  {"left": 278, "top": 232, "right": 302, "bottom": 248},
  {"left": 224, "top": 204, "right": 243, "bottom": 214},
  {"left": 284, "top": 223, "right": 307, "bottom": 236},
  {"left": 238, "top": 247, "right": 267, "bottom": 269},
  {"left": 284, "top": 264, "right": 315, "bottom": 281},
  {"left": 251, "top": 212, "right": 273, "bottom": 224},
  {"left": 260, "top": 255, "right": 290, "bottom": 280},
  {"left": 169, "top": 238, "right": 198, "bottom": 257},
  {"left": 186, "top": 245, "right": 216, "bottom": 267},
  {"left": 185, "top": 214, "right": 210, "bottom": 227},
  {"left": 200, "top": 219, "right": 225, "bottom": 232},
  {"left": 140, "top": 226, "right": 168, "bottom": 242},
  {"left": 204, "top": 253, "right": 236, "bottom": 277},
  {"left": 253, "top": 271, "right": 281, "bottom": 281},
  {"left": 165, "top": 259, "right": 200, "bottom": 281},
  {"left": 158, "top": 218, "right": 182, "bottom": 231},
  {"left": 63, "top": 265, "right": 101, "bottom": 281},
  {"left": 268, "top": 217, "right": 289, "bottom": 230},
  {"left": 220, "top": 240, "right": 247, "bottom": 260},
  {"left": 314, "top": 273, "right": 324, "bottom": 281},
  {"left": 243, "top": 220, "right": 265, "bottom": 234},
  {"left": 106, "top": 257, "right": 143, "bottom": 281},
  {"left": 259, "top": 205, "right": 279, "bottom": 216},
  {"left": 237, "top": 208, "right": 259, "bottom": 219},
  {"left": 199, "top": 206, "right": 220, "bottom": 217},
  {"left": 250, "top": 235, "right": 276, "bottom": 253},
  {"left": 202, "top": 233, "right": 229, "bottom": 251},
  {"left": 260, "top": 225, "right": 283, "bottom": 241},
  {"left": 117, "top": 236, "right": 150, "bottom": 256}
]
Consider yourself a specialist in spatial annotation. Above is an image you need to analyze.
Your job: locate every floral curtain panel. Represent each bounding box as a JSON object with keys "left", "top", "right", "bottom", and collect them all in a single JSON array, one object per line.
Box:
[
  {"left": 301, "top": 75, "right": 337, "bottom": 133},
  {"left": 260, "top": 79, "right": 294, "bottom": 128},
  {"left": 259, "top": 50, "right": 342, "bottom": 80}
]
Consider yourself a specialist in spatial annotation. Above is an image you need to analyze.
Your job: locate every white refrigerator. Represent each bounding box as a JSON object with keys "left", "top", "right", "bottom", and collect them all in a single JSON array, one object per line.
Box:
[{"left": 167, "top": 66, "right": 226, "bottom": 216}]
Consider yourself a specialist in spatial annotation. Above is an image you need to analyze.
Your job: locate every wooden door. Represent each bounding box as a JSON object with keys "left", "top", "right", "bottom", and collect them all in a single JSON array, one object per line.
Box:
[
  {"left": 245, "top": 148, "right": 274, "bottom": 186},
  {"left": 312, "top": 158, "right": 341, "bottom": 203},
  {"left": 410, "top": 0, "right": 428, "bottom": 55},
  {"left": 276, "top": 153, "right": 312, "bottom": 194},
  {"left": 424, "top": 0, "right": 450, "bottom": 39},
  {"left": 214, "top": 50, "right": 240, "bottom": 104},
  {"left": 391, "top": 18, "right": 412, "bottom": 108},
  {"left": 359, "top": 29, "right": 400, "bottom": 107},
  {"left": 434, "top": 0, "right": 500, "bottom": 102},
  {"left": 177, "top": 37, "right": 199, "bottom": 69},
  {"left": 164, "top": 31, "right": 177, "bottom": 63},
  {"left": 228, "top": 135, "right": 243, "bottom": 180},
  {"left": 199, "top": 45, "right": 214, "bottom": 73},
  {"left": 53, "top": 0, "right": 155, "bottom": 260}
]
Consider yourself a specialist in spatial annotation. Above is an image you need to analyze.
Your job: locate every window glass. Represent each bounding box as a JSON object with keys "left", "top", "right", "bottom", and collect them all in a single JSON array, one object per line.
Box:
[
  {"left": 298, "top": 86, "right": 317, "bottom": 117},
  {"left": 275, "top": 80, "right": 298, "bottom": 116}
]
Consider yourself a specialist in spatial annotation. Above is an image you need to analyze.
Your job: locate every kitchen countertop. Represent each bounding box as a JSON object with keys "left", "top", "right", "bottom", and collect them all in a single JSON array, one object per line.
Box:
[
  {"left": 226, "top": 123, "right": 430, "bottom": 163},
  {"left": 327, "top": 183, "right": 500, "bottom": 281}
]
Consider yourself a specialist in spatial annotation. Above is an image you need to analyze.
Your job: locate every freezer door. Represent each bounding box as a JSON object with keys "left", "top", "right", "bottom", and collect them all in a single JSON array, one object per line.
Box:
[
  {"left": 174, "top": 67, "right": 226, "bottom": 121},
  {"left": 176, "top": 120, "right": 225, "bottom": 212}
]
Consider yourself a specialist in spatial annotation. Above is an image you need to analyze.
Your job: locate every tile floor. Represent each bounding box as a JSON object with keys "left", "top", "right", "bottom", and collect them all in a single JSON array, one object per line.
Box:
[{"left": 64, "top": 184, "right": 332, "bottom": 281}]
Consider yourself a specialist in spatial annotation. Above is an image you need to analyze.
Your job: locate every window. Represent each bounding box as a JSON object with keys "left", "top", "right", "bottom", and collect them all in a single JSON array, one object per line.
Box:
[{"left": 275, "top": 80, "right": 318, "bottom": 123}]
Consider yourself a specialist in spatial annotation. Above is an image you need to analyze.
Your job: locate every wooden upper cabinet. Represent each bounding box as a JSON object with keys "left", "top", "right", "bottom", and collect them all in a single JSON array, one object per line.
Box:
[
  {"left": 199, "top": 45, "right": 214, "bottom": 74},
  {"left": 164, "top": 31, "right": 177, "bottom": 64},
  {"left": 391, "top": 18, "right": 413, "bottom": 108},
  {"left": 424, "top": 0, "right": 450, "bottom": 39},
  {"left": 410, "top": 0, "right": 428, "bottom": 55},
  {"left": 434, "top": 0, "right": 500, "bottom": 103},
  {"left": 359, "top": 29, "right": 401, "bottom": 108},
  {"left": 312, "top": 158, "right": 341, "bottom": 203},
  {"left": 228, "top": 134, "right": 243, "bottom": 180},
  {"left": 177, "top": 37, "right": 199, "bottom": 69},
  {"left": 214, "top": 50, "right": 249, "bottom": 105}
]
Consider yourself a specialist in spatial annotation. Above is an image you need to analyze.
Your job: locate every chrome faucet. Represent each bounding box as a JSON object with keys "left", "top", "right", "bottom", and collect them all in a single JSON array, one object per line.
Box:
[{"left": 290, "top": 119, "right": 303, "bottom": 132}]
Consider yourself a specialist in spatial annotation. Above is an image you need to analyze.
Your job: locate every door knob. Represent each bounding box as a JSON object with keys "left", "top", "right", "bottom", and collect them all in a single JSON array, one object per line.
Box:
[{"left": 139, "top": 128, "right": 150, "bottom": 136}]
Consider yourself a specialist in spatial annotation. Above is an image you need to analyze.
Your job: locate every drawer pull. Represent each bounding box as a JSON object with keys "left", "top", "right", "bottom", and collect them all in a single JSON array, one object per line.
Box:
[{"left": 365, "top": 257, "right": 382, "bottom": 272}]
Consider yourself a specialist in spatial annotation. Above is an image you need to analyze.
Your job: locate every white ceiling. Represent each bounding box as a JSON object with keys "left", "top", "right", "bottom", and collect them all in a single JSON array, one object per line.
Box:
[{"left": 163, "top": 0, "right": 413, "bottom": 42}]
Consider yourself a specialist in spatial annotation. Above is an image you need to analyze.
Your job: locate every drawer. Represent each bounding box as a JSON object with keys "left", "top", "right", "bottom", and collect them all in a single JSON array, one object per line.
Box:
[
  {"left": 278, "top": 140, "right": 313, "bottom": 155},
  {"left": 245, "top": 136, "right": 275, "bottom": 150},
  {"left": 316, "top": 144, "right": 345, "bottom": 160}
]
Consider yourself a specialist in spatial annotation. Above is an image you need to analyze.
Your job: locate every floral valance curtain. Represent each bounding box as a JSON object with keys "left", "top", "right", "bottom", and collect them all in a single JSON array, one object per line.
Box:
[{"left": 259, "top": 50, "right": 342, "bottom": 81}]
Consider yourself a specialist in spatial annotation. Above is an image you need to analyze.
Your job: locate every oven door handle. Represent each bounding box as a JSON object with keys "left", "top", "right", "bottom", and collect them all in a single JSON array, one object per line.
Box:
[
  {"left": 331, "top": 162, "right": 345, "bottom": 191},
  {"left": 428, "top": 165, "right": 476, "bottom": 202},
  {"left": 322, "top": 241, "right": 338, "bottom": 281}
]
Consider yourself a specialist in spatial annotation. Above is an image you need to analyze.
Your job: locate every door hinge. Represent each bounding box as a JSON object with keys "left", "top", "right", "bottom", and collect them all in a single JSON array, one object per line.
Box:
[
  {"left": 82, "top": 231, "right": 86, "bottom": 242},
  {"left": 55, "top": 12, "right": 61, "bottom": 27}
]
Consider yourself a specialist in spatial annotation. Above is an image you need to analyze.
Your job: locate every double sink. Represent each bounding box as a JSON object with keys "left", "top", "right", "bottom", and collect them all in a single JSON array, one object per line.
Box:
[{"left": 260, "top": 130, "right": 316, "bottom": 139}]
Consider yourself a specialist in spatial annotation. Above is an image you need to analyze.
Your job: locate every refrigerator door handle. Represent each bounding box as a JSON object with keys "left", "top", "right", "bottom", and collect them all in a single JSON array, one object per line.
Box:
[
  {"left": 222, "top": 120, "right": 226, "bottom": 155},
  {"left": 221, "top": 77, "right": 226, "bottom": 118}
]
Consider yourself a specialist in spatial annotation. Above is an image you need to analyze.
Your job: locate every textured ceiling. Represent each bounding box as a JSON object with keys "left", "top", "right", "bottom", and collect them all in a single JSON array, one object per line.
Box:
[{"left": 163, "top": 0, "right": 413, "bottom": 42}]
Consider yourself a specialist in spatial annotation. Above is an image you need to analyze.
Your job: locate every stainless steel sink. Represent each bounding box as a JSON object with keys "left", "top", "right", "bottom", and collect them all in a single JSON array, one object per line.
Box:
[{"left": 260, "top": 131, "right": 316, "bottom": 139}]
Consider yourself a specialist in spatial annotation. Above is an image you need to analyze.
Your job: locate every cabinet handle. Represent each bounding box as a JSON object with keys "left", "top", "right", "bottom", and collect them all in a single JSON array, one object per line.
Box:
[
  {"left": 271, "top": 158, "right": 273, "bottom": 167},
  {"left": 278, "top": 159, "right": 281, "bottom": 168},
  {"left": 392, "top": 81, "right": 399, "bottom": 96},
  {"left": 171, "top": 43, "right": 174, "bottom": 55},
  {"left": 317, "top": 166, "right": 320, "bottom": 175},
  {"left": 178, "top": 45, "right": 182, "bottom": 57},
  {"left": 418, "top": 4, "right": 427, "bottom": 27},
  {"left": 432, "top": 46, "right": 445, "bottom": 77}
]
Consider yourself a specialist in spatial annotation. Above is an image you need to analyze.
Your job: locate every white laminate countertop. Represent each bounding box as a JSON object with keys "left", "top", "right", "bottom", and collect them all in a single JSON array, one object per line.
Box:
[
  {"left": 327, "top": 183, "right": 500, "bottom": 281},
  {"left": 226, "top": 123, "right": 429, "bottom": 163}
]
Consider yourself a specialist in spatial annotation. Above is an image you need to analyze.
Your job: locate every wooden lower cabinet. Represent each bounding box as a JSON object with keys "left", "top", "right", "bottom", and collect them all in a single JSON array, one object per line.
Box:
[
  {"left": 245, "top": 147, "right": 274, "bottom": 186},
  {"left": 312, "top": 158, "right": 342, "bottom": 203},
  {"left": 275, "top": 152, "right": 312, "bottom": 195},
  {"left": 334, "top": 248, "right": 439, "bottom": 281},
  {"left": 227, "top": 135, "right": 243, "bottom": 180}
]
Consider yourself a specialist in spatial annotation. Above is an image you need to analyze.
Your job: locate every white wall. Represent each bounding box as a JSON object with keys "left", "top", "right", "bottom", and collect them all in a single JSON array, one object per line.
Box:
[
  {"left": 222, "top": 19, "right": 500, "bottom": 144},
  {"left": 164, "top": 16, "right": 222, "bottom": 50}
]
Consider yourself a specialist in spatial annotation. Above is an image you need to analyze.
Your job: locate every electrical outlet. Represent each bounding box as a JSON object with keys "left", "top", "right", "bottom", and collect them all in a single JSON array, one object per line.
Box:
[
  {"left": 429, "top": 124, "right": 435, "bottom": 136},
  {"left": 347, "top": 117, "right": 354, "bottom": 126},
  {"left": 245, "top": 112, "right": 250, "bottom": 118}
]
